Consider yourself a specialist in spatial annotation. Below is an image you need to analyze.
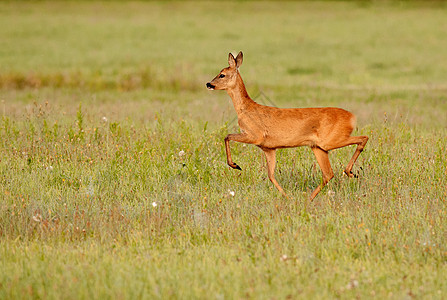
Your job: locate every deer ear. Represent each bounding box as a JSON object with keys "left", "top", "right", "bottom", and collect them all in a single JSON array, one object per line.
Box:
[
  {"left": 235, "top": 51, "right": 243, "bottom": 69},
  {"left": 228, "top": 53, "right": 236, "bottom": 68}
]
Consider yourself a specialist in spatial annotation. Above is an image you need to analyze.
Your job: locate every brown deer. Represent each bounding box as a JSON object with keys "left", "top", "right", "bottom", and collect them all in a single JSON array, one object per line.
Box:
[{"left": 206, "top": 52, "right": 368, "bottom": 201}]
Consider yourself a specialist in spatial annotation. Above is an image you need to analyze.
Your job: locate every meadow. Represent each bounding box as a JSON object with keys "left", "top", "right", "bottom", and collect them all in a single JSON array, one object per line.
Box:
[{"left": 0, "top": 1, "right": 446, "bottom": 299}]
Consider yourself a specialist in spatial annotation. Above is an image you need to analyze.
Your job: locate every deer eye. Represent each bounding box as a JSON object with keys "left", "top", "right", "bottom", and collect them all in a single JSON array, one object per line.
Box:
[{"left": 219, "top": 74, "right": 225, "bottom": 78}]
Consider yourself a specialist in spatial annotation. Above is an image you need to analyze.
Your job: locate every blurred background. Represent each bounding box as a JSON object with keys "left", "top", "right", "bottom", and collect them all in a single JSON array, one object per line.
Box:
[{"left": 2, "top": 1, "right": 447, "bottom": 96}]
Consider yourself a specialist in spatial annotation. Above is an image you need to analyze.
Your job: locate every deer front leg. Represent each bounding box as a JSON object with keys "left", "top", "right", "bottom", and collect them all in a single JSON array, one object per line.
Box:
[{"left": 224, "top": 133, "right": 259, "bottom": 170}]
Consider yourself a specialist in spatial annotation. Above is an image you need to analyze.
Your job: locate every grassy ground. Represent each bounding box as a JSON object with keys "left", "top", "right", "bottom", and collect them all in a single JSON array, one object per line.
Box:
[{"left": 1, "top": 1, "right": 446, "bottom": 299}]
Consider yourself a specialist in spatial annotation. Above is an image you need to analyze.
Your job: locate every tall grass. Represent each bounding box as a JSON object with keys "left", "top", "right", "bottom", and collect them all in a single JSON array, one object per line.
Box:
[{"left": 1, "top": 1, "right": 446, "bottom": 299}]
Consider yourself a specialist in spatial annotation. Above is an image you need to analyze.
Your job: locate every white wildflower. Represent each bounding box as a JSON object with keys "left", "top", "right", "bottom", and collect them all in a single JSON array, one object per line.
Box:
[
  {"left": 102, "top": 116, "right": 108, "bottom": 122},
  {"left": 178, "top": 150, "right": 186, "bottom": 157},
  {"left": 346, "top": 279, "right": 359, "bottom": 290},
  {"left": 280, "top": 254, "right": 288, "bottom": 261},
  {"left": 32, "top": 214, "right": 42, "bottom": 222},
  {"left": 152, "top": 202, "right": 157, "bottom": 207},
  {"left": 228, "top": 190, "right": 235, "bottom": 197}
]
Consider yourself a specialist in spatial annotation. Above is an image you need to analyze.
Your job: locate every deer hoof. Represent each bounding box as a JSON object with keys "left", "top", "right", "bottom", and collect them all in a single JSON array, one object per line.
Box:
[
  {"left": 344, "top": 171, "right": 358, "bottom": 178},
  {"left": 229, "top": 163, "right": 242, "bottom": 170}
]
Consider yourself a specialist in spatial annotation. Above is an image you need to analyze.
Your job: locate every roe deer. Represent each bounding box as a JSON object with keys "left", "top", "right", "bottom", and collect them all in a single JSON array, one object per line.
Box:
[{"left": 206, "top": 51, "right": 368, "bottom": 201}]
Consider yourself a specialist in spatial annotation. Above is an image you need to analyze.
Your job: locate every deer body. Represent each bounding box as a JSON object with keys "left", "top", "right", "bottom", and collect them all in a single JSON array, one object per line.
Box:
[{"left": 207, "top": 52, "right": 368, "bottom": 201}]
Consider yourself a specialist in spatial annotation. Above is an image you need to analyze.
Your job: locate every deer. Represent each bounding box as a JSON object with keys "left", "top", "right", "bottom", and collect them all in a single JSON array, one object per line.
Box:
[{"left": 206, "top": 51, "right": 368, "bottom": 201}]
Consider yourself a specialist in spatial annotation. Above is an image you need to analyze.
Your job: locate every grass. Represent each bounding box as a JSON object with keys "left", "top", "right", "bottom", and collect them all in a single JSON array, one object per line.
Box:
[{"left": 1, "top": 1, "right": 446, "bottom": 299}]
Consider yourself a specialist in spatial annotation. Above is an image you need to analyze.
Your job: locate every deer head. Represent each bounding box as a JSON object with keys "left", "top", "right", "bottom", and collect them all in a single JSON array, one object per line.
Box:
[{"left": 206, "top": 51, "right": 243, "bottom": 90}]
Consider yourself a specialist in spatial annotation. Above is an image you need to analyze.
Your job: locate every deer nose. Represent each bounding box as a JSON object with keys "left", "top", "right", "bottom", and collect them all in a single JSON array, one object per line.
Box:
[{"left": 206, "top": 82, "right": 215, "bottom": 90}]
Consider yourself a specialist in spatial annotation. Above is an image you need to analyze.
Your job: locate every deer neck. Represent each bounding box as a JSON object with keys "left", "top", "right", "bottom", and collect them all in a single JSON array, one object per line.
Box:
[{"left": 226, "top": 73, "right": 256, "bottom": 115}]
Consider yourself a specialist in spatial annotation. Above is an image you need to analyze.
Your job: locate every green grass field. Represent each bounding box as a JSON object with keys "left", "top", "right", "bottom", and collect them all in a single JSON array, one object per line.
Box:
[{"left": 1, "top": 1, "right": 446, "bottom": 299}]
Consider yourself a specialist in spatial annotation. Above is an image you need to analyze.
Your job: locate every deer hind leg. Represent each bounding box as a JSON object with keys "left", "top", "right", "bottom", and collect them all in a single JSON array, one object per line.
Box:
[
  {"left": 343, "top": 136, "right": 369, "bottom": 177},
  {"left": 310, "top": 147, "right": 334, "bottom": 201},
  {"left": 262, "top": 148, "right": 288, "bottom": 198},
  {"left": 322, "top": 135, "right": 369, "bottom": 178}
]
